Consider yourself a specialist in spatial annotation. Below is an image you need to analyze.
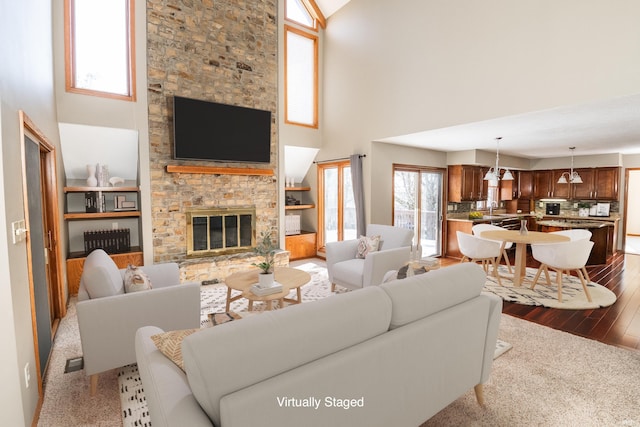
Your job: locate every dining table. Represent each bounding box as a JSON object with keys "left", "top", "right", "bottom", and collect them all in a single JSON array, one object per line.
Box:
[{"left": 479, "top": 230, "right": 570, "bottom": 286}]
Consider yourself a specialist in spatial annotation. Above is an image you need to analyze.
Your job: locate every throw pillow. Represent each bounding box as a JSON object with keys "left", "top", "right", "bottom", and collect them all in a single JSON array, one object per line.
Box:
[
  {"left": 356, "top": 235, "right": 381, "bottom": 259},
  {"left": 150, "top": 329, "right": 200, "bottom": 371},
  {"left": 124, "top": 264, "right": 152, "bottom": 293}
]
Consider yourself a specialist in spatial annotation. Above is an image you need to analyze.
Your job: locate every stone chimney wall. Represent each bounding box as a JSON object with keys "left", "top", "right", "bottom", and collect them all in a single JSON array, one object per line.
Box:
[{"left": 146, "top": 0, "right": 280, "bottom": 281}]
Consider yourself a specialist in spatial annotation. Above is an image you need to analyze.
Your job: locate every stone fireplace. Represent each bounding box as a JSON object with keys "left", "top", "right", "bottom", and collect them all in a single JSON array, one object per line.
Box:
[{"left": 146, "top": 0, "right": 281, "bottom": 282}]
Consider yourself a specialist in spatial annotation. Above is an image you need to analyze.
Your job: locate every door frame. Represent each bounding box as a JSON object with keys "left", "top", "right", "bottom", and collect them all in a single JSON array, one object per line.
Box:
[
  {"left": 623, "top": 167, "right": 640, "bottom": 252},
  {"left": 19, "top": 111, "right": 65, "bottom": 396}
]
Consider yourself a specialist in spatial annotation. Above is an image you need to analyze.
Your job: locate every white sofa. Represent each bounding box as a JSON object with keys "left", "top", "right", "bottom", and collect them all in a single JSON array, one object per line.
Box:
[
  {"left": 76, "top": 249, "right": 201, "bottom": 394},
  {"left": 325, "top": 224, "right": 414, "bottom": 291},
  {"left": 135, "top": 263, "right": 502, "bottom": 427}
]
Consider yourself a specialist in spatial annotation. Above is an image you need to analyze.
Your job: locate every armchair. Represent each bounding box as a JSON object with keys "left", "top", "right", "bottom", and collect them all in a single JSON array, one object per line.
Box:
[
  {"left": 76, "top": 249, "right": 201, "bottom": 395},
  {"left": 326, "top": 224, "right": 413, "bottom": 291}
]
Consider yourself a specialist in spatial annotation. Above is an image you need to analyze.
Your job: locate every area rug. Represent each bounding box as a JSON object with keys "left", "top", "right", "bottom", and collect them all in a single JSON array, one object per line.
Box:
[
  {"left": 483, "top": 265, "right": 617, "bottom": 309},
  {"left": 120, "top": 262, "right": 511, "bottom": 426}
]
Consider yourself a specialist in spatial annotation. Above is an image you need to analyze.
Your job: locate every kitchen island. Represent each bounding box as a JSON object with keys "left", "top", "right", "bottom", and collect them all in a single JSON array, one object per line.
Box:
[
  {"left": 536, "top": 219, "right": 613, "bottom": 265},
  {"left": 446, "top": 213, "right": 532, "bottom": 258}
]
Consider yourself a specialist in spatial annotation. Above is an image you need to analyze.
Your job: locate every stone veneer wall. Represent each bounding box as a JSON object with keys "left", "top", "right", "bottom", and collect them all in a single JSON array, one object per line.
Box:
[{"left": 146, "top": 0, "right": 282, "bottom": 282}]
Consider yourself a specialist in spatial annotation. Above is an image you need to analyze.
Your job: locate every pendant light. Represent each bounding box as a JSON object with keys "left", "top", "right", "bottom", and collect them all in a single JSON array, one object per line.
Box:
[
  {"left": 557, "top": 147, "right": 583, "bottom": 184},
  {"left": 483, "top": 137, "right": 514, "bottom": 181}
]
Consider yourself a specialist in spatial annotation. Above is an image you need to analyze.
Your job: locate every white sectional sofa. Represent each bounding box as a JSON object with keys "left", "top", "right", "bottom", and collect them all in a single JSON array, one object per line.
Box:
[{"left": 135, "top": 263, "right": 502, "bottom": 427}]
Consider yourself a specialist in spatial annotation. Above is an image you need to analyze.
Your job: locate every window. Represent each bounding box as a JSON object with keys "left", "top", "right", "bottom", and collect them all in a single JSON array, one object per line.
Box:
[
  {"left": 285, "top": 26, "right": 318, "bottom": 128},
  {"left": 284, "top": 0, "right": 324, "bottom": 129},
  {"left": 317, "top": 161, "right": 355, "bottom": 251},
  {"left": 64, "top": 0, "right": 136, "bottom": 101},
  {"left": 285, "top": 0, "right": 317, "bottom": 30}
]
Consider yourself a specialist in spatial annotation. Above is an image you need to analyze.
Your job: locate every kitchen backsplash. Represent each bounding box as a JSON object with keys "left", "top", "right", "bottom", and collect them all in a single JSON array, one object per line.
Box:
[{"left": 448, "top": 200, "right": 619, "bottom": 216}]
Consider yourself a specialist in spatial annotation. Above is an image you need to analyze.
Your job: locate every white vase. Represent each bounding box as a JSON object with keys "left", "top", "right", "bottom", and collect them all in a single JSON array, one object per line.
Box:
[
  {"left": 258, "top": 272, "right": 274, "bottom": 288},
  {"left": 86, "top": 164, "right": 97, "bottom": 187}
]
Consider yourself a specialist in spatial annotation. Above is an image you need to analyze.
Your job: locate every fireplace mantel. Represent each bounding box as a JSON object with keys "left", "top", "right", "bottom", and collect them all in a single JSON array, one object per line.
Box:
[{"left": 166, "top": 165, "right": 274, "bottom": 176}]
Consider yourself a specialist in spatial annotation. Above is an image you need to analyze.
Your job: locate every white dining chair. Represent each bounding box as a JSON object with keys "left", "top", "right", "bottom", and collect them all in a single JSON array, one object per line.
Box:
[
  {"left": 530, "top": 239, "right": 594, "bottom": 303},
  {"left": 472, "top": 223, "right": 514, "bottom": 274},
  {"left": 456, "top": 231, "right": 503, "bottom": 286},
  {"left": 549, "top": 229, "right": 592, "bottom": 241}
]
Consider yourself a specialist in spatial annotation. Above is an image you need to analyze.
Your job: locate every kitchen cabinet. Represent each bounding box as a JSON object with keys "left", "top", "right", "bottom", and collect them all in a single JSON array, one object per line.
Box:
[
  {"left": 500, "top": 171, "right": 519, "bottom": 201},
  {"left": 517, "top": 171, "right": 533, "bottom": 199},
  {"left": 572, "top": 167, "right": 619, "bottom": 200},
  {"left": 448, "top": 165, "right": 486, "bottom": 202},
  {"left": 533, "top": 170, "right": 572, "bottom": 199},
  {"left": 533, "top": 170, "right": 552, "bottom": 199},
  {"left": 445, "top": 220, "right": 473, "bottom": 258},
  {"left": 550, "top": 169, "right": 571, "bottom": 199}
]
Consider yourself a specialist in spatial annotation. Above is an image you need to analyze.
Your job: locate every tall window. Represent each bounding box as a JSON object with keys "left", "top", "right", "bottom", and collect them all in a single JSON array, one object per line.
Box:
[
  {"left": 284, "top": 0, "right": 322, "bottom": 128},
  {"left": 393, "top": 165, "right": 445, "bottom": 257},
  {"left": 64, "top": 0, "right": 136, "bottom": 101},
  {"left": 318, "top": 161, "right": 355, "bottom": 251}
]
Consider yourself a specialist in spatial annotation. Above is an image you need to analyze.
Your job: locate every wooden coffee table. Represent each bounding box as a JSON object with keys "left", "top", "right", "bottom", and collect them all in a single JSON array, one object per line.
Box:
[{"left": 225, "top": 266, "right": 311, "bottom": 311}]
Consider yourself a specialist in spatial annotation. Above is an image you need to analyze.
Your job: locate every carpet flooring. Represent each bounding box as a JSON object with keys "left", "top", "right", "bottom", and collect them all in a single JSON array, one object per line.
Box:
[{"left": 38, "top": 262, "right": 640, "bottom": 426}]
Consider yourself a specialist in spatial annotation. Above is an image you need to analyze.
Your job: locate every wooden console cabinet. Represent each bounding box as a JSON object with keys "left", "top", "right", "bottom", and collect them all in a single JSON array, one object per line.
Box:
[
  {"left": 285, "top": 231, "right": 317, "bottom": 261},
  {"left": 66, "top": 250, "right": 143, "bottom": 295}
]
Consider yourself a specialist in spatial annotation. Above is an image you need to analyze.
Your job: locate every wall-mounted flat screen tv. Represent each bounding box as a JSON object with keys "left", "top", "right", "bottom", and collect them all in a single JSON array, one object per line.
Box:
[{"left": 173, "top": 96, "right": 272, "bottom": 163}]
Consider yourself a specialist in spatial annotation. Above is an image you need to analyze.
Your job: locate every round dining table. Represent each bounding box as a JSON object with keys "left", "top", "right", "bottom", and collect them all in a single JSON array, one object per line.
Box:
[{"left": 479, "top": 230, "right": 570, "bottom": 286}]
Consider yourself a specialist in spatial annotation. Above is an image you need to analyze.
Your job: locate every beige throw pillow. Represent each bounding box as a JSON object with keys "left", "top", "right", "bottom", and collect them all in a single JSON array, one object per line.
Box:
[
  {"left": 124, "top": 264, "right": 152, "bottom": 293},
  {"left": 356, "top": 235, "right": 381, "bottom": 259},
  {"left": 150, "top": 329, "right": 200, "bottom": 371}
]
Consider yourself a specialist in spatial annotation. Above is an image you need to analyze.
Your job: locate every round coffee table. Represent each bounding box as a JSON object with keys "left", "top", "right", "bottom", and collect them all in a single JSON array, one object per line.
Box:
[{"left": 225, "top": 266, "right": 311, "bottom": 311}]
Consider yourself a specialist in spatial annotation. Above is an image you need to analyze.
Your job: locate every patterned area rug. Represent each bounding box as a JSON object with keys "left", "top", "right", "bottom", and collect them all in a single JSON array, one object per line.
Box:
[
  {"left": 119, "top": 262, "right": 511, "bottom": 426},
  {"left": 484, "top": 265, "right": 617, "bottom": 309}
]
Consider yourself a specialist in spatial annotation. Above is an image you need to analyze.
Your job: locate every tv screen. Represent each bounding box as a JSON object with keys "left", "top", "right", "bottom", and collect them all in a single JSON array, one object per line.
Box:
[{"left": 173, "top": 96, "right": 272, "bottom": 163}]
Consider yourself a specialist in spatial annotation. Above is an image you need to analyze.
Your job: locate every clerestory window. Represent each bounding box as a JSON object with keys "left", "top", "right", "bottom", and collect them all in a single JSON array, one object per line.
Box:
[
  {"left": 64, "top": 0, "right": 136, "bottom": 101},
  {"left": 284, "top": 0, "right": 324, "bottom": 129}
]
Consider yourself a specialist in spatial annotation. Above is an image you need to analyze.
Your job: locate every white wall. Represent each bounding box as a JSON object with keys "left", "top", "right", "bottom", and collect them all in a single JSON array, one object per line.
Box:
[
  {"left": 322, "top": 0, "right": 640, "bottom": 221},
  {"left": 0, "top": 0, "right": 61, "bottom": 423}
]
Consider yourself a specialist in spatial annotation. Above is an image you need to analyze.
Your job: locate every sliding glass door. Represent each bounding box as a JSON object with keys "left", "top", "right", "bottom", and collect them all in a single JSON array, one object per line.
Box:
[{"left": 393, "top": 165, "right": 445, "bottom": 257}]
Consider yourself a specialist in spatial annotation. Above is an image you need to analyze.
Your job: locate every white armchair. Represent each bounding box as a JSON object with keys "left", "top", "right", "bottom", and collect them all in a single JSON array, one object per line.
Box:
[
  {"left": 76, "top": 249, "right": 201, "bottom": 395},
  {"left": 326, "top": 224, "right": 413, "bottom": 291}
]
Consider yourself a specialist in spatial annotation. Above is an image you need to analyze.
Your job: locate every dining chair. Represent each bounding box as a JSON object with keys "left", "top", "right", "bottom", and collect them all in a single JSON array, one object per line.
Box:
[
  {"left": 456, "top": 231, "right": 503, "bottom": 286},
  {"left": 530, "top": 239, "right": 594, "bottom": 303},
  {"left": 472, "top": 224, "right": 514, "bottom": 274},
  {"left": 549, "top": 229, "right": 592, "bottom": 241}
]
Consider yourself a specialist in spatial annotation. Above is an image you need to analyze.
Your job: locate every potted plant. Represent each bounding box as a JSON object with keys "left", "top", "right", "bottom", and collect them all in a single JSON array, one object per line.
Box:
[{"left": 252, "top": 230, "right": 279, "bottom": 288}]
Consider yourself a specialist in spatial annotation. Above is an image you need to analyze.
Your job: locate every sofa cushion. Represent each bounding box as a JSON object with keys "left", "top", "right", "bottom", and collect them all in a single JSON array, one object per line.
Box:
[
  {"left": 81, "top": 249, "right": 125, "bottom": 299},
  {"left": 182, "top": 286, "right": 392, "bottom": 427},
  {"left": 151, "top": 328, "right": 200, "bottom": 371},
  {"left": 380, "top": 263, "right": 486, "bottom": 329}
]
